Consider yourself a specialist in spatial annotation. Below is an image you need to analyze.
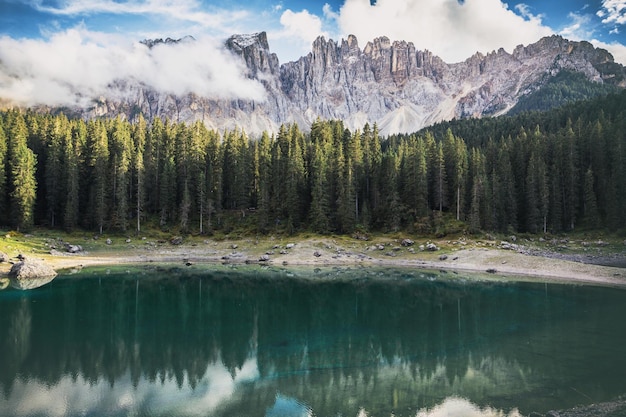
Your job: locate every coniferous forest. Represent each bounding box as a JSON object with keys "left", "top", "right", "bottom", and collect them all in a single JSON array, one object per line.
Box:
[{"left": 1, "top": 90, "right": 625, "bottom": 236}]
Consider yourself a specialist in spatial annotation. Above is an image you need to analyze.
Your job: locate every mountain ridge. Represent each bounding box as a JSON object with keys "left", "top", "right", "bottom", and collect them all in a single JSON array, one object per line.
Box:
[{"left": 20, "top": 33, "right": 626, "bottom": 135}]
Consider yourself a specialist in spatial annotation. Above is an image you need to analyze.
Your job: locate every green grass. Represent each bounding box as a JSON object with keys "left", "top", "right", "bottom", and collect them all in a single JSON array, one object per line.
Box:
[{"left": 0, "top": 218, "right": 623, "bottom": 263}]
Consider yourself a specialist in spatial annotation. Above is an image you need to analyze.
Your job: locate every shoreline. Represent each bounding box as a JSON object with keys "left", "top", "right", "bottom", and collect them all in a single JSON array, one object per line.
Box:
[{"left": 29, "top": 237, "right": 626, "bottom": 288}]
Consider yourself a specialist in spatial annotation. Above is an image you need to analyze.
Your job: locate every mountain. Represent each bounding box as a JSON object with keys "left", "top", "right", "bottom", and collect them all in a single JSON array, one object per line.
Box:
[{"left": 84, "top": 33, "right": 626, "bottom": 135}]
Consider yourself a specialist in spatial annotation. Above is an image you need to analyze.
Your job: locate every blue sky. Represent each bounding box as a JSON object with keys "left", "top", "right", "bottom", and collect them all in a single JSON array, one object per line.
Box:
[{"left": 1, "top": 0, "right": 626, "bottom": 107}]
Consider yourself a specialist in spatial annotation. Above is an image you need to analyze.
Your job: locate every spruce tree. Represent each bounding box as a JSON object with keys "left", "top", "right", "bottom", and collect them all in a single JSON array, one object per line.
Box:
[
  {"left": 63, "top": 122, "right": 81, "bottom": 230},
  {"left": 132, "top": 115, "right": 147, "bottom": 234},
  {"left": 44, "top": 115, "right": 67, "bottom": 227},
  {"left": 255, "top": 132, "right": 272, "bottom": 231},
  {"left": 110, "top": 117, "right": 132, "bottom": 231},
  {"left": 87, "top": 121, "right": 109, "bottom": 234},
  {"left": 0, "top": 120, "right": 8, "bottom": 225},
  {"left": 583, "top": 167, "right": 600, "bottom": 228},
  {"left": 7, "top": 111, "right": 37, "bottom": 231}
]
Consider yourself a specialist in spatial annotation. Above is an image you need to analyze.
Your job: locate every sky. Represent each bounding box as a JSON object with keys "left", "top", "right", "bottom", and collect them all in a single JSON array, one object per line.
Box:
[{"left": 1, "top": 0, "right": 626, "bottom": 107}]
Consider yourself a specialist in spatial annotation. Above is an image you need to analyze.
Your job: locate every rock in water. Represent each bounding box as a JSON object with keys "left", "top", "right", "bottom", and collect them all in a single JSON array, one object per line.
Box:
[{"left": 8, "top": 259, "right": 57, "bottom": 290}]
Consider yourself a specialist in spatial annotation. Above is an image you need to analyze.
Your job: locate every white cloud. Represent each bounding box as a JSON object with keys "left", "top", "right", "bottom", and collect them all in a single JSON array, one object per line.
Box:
[
  {"left": 514, "top": 3, "right": 544, "bottom": 24},
  {"left": 559, "top": 12, "right": 595, "bottom": 41},
  {"left": 279, "top": 9, "right": 327, "bottom": 45},
  {"left": 336, "top": 0, "right": 554, "bottom": 63},
  {"left": 597, "top": 0, "right": 626, "bottom": 25},
  {"left": 25, "top": 0, "right": 252, "bottom": 34},
  {"left": 323, "top": 3, "right": 340, "bottom": 21},
  {"left": 0, "top": 26, "right": 266, "bottom": 108},
  {"left": 268, "top": 8, "right": 331, "bottom": 63}
]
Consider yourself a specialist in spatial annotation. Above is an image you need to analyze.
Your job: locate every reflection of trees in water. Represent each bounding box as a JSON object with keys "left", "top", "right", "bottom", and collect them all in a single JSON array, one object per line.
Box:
[
  {"left": 2, "top": 297, "right": 32, "bottom": 394},
  {"left": 0, "top": 267, "right": 625, "bottom": 415}
]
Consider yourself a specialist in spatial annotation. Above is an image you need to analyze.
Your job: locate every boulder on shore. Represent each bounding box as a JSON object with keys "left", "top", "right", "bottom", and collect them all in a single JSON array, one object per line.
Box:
[
  {"left": 9, "top": 259, "right": 57, "bottom": 279},
  {"left": 8, "top": 259, "right": 57, "bottom": 290}
]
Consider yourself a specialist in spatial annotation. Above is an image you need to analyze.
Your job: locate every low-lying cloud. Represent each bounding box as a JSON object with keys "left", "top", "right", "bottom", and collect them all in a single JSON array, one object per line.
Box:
[
  {"left": 336, "top": 0, "right": 554, "bottom": 63},
  {"left": 0, "top": 26, "right": 266, "bottom": 108}
]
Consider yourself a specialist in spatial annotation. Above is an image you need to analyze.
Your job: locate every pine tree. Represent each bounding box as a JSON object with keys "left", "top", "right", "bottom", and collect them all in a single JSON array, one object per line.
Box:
[
  {"left": 443, "top": 129, "right": 468, "bottom": 220},
  {"left": 62, "top": 121, "right": 82, "bottom": 230},
  {"left": 204, "top": 129, "right": 223, "bottom": 231},
  {"left": 144, "top": 118, "right": 164, "bottom": 216},
  {"left": 583, "top": 167, "right": 600, "bottom": 228},
  {"left": 433, "top": 141, "right": 448, "bottom": 212},
  {"left": 309, "top": 121, "right": 332, "bottom": 233},
  {"left": 346, "top": 129, "right": 363, "bottom": 224},
  {"left": 285, "top": 124, "right": 306, "bottom": 232},
  {"left": 87, "top": 121, "right": 109, "bottom": 234},
  {"left": 559, "top": 122, "right": 579, "bottom": 230},
  {"left": 132, "top": 115, "right": 147, "bottom": 234},
  {"left": 497, "top": 140, "right": 517, "bottom": 232},
  {"left": 468, "top": 148, "right": 486, "bottom": 233},
  {"left": 44, "top": 115, "right": 68, "bottom": 227},
  {"left": 380, "top": 150, "right": 401, "bottom": 231},
  {"left": 255, "top": 132, "right": 272, "bottom": 231},
  {"left": 0, "top": 120, "right": 8, "bottom": 225},
  {"left": 7, "top": 111, "right": 37, "bottom": 231},
  {"left": 110, "top": 117, "right": 133, "bottom": 231},
  {"left": 176, "top": 124, "right": 193, "bottom": 232},
  {"left": 159, "top": 120, "right": 177, "bottom": 228},
  {"left": 361, "top": 123, "right": 382, "bottom": 222},
  {"left": 525, "top": 152, "right": 545, "bottom": 233}
]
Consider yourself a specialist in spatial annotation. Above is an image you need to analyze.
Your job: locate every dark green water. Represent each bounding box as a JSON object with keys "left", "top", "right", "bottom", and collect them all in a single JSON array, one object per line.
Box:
[{"left": 1, "top": 265, "right": 626, "bottom": 417}]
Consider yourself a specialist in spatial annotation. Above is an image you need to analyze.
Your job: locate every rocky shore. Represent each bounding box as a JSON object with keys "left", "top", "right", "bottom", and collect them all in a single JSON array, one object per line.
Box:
[{"left": 12, "top": 235, "right": 623, "bottom": 288}]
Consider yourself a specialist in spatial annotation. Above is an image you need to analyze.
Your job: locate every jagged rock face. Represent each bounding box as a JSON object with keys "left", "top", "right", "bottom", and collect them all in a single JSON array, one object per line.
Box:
[{"left": 86, "top": 33, "right": 626, "bottom": 136}]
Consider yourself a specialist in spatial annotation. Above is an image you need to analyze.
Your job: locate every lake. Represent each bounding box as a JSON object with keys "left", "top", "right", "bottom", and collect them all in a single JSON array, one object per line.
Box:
[{"left": 1, "top": 265, "right": 625, "bottom": 416}]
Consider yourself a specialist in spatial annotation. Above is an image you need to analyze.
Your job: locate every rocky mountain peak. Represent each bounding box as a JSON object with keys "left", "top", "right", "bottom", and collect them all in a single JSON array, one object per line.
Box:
[
  {"left": 140, "top": 35, "right": 195, "bottom": 48},
  {"left": 226, "top": 32, "right": 270, "bottom": 52},
  {"left": 81, "top": 33, "right": 626, "bottom": 136},
  {"left": 225, "top": 32, "right": 279, "bottom": 77}
]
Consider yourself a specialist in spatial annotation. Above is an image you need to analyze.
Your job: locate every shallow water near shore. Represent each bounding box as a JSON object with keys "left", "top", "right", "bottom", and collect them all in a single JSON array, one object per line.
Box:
[{"left": 1, "top": 265, "right": 626, "bottom": 416}]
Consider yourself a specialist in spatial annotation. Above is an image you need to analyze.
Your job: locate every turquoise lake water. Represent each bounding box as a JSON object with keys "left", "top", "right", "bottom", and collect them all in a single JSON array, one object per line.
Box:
[{"left": 1, "top": 265, "right": 625, "bottom": 416}]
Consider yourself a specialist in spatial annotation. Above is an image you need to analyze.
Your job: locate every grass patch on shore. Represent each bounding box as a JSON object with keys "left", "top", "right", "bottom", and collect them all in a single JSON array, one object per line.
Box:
[{"left": 0, "top": 226, "right": 624, "bottom": 264}]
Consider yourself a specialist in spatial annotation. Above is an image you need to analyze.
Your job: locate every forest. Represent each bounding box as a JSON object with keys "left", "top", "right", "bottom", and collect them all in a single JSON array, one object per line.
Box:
[{"left": 0, "top": 89, "right": 625, "bottom": 236}]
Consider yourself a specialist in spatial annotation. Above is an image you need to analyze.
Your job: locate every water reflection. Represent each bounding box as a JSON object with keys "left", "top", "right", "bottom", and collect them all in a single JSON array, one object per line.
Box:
[
  {"left": 0, "top": 275, "right": 56, "bottom": 290},
  {"left": 415, "top": 397, "right": 522, "bottom": 416},
  {"left": 0, "top": 266, "right": 625, "bottom": 416}
]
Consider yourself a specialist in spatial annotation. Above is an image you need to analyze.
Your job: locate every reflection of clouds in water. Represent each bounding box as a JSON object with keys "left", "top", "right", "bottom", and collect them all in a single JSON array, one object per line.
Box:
[
  {"left": 0, "top": 357, "right": 259, "bottom": 417},
  {"left": 415, "top": 397, "right": 522, "bottom": 417},
  {"left": 0, "top": 352, "right": 528, "bottom": 416},
  {"left": 265, "top": 394, "right": 312, "bottom": 417}
]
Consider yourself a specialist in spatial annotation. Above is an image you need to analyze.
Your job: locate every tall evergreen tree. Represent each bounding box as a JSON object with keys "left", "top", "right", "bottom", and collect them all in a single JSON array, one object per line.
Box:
[
  {"left": 583, "top": 167, "right": 600, "bottom": 228},
  {"left": 443, "top": 129, "right": 468, "bottom": 220},
  {"left": 62, "top": 121, "right": 82, "bottom": 230},
  {"left": 0, "top": 120, "right": 8, "bottom": 225},
  {"left": 7, "top": 111, "right": 37, "bottom": 231},
  {"left": 132, "top": 115, "right": 147, "bottom": 234},
  {"left": 44, "top": 115, "right": 68, "bottom": 227},
  {"left": 309, "top": 121, "right": 332, "bottom": 233},
  {"left": 468, "top": 148, "right": 486, "bottom": 233},
  {"left": 110, "top": 117, "right": 133, "bottom": 231},
  {"left": 285, "top": 124, "right": 306, "bottom": 232},
  {"left": 87, "top": 121, "right": 109, "bottom": 234},
  {"left": 255, "top": 132, "right": 273, "bottom": 231}
]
